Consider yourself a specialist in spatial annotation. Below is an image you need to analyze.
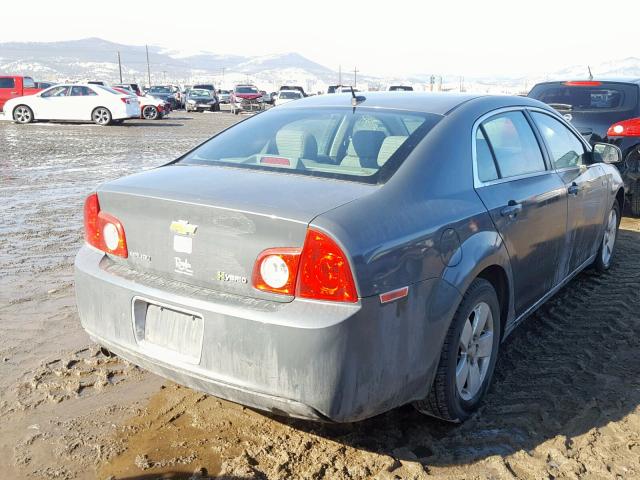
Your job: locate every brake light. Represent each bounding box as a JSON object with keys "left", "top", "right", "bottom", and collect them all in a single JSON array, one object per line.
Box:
[
  {"left": 607, "top": 118, "right": 640, "bottom": 137},
  {"left": 251, "top": 228, "right": 357, "bottom": 302},
  {"left": 83, "top": 193, "right": 128, "bottom": 258},
  {"left": 297, "top": 229, "right": 357, "bottom": 302},
  {"left": 563, "top": 81, "right": 602, "bottom": 86},
  {"left": 120, "top": 97, "right": 130, "bottom": 104}
]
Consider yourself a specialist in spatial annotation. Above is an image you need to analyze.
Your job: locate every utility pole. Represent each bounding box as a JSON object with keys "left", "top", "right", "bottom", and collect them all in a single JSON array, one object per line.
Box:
[
  {"left": 338, "top": 65, "right": 342, "bottom": 85},
  {"left": 430, "top": 75, "right": 435, "bottom": 91},
  {"left": 117, "top": 51, "right": 123, "bottom": 83},
  {"left": 353, "top": 67, "right": 359, "bottom": 88},
  {"left": 145, "top": 44, "right": 151, "bottom": 87}
]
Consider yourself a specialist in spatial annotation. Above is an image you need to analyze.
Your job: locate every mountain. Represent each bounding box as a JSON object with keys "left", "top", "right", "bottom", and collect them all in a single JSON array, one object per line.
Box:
[
  {"left": 0, "top": 37, "right": 340, "bottom": 91},
  {"left": 1, "top": 38, "right": 640, "bottom": 94}
]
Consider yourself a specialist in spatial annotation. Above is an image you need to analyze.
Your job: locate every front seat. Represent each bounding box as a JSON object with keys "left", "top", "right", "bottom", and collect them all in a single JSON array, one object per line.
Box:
[
  {"left": 341, "top": 130, "right": 387, "bottom": 168},
  {"left": 275, "top": 129, "right": 318, "bottom": 162}
]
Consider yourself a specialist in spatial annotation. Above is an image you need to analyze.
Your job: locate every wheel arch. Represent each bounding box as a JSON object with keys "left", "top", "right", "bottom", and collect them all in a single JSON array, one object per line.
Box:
[{"left": 441, "top": 229, "right": 515, "bottom": 340}]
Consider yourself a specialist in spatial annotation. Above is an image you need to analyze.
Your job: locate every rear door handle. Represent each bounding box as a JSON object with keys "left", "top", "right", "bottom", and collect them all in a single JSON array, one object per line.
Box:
[
  {"left": 500, "top": 202, "right": 522, "bottom": 218},
  {"left": 568, "top": 182, "right": 581, "bottom": 196}
]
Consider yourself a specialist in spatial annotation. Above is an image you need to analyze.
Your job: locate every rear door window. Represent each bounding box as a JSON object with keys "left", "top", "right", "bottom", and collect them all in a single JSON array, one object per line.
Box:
[
  {"left": 531, "top": 112, "right": 587, "bottom": 169},
  {"left": 480, "top": 111, "right": 546, "bottom": 178},
  {"left": 0, "top": 78, "right": 15, "bottom": 89}
]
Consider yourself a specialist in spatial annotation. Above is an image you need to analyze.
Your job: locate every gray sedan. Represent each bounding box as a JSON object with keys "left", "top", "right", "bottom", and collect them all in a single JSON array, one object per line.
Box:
[{"left": 75, "top": 92, "right": 624, "bottom": 423}]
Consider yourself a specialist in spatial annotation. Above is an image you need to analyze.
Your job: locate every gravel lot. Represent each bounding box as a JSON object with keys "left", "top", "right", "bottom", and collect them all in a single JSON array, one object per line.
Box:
[{"left": 1, "top": 112, "right": 639, "bottom": 480}]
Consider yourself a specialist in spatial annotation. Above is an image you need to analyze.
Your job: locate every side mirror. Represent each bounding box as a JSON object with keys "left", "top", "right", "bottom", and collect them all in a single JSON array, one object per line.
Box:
[{"left": 592, "top": 142, "right": 622, "bottom": 164}]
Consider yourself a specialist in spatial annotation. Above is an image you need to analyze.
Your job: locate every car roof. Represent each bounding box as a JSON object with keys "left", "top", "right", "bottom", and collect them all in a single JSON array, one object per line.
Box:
[
  {"left": 276, "top": 91, "right": 551, "bottom": 116},
  {"left": 275, "top": 91, "right": 482, "bottom": 114},
  {"left": 532, "top": 78, "right": 640, "bottom": 86}
]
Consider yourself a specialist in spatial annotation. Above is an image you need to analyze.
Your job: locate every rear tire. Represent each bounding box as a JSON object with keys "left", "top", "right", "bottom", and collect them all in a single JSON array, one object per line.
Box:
[
  {"left": 593, "top": 200, "right": 620, "bottom": 272},
  {"left": 92, "top": 107, "right": 112, "bottom": 126},
  {"left": 414, "top": 278, "right": 501, "bottom": 422},
  {"left": 630, "top": 181, "right": 640, "bottom": 217},
  {"left": 142, "top": 105, "right": 159, "bottom": 120},
  {"left": 13, "top": 105, "right": 34, "bottom": 124}
]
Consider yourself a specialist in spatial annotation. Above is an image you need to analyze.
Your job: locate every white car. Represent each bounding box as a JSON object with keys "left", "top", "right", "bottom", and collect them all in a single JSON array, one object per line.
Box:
[
  {"left": 5, "top": 83, "right": 140, "bottom": 125},
  {"left": 274, "top": 89, "right": 303, "bottom": 106}
]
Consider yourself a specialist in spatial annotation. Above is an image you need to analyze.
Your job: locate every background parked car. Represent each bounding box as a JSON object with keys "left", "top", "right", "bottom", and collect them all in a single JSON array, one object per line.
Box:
[
  {"left": 274, "top": 89, "right": 303, "bottom": 106},
  {"left": 34, "top": 81, "right": 56, "bottom": 90},
  {"left": 185, "top": 88, "right": 218, "bottom": 112},
  {"left": 146, "top": 86, "right": 179, "bottom": 110},
  {"left": 113, "top": 87, "right": 167, "bottom": 120},
  {"left": 231, "top": 84, "right": 264, "bottom": 114},
  {"left": 388, "top": 85, "right": 414, "bottom": 91},
  {"left": 5, "top": 83, "right": 139, "bottom": 125},
  {"left": 260, "top": 90, "right": 273, "bottom": 105},
  {"left": 529, "top": 79, "right": 640, "bottom": 215},
  {"left": 113, "top": 83, "right": 142, "bottom": 96},
  {"left": 217, "top": 89, "right": 231, "bottom": 104},
  {"left": 279, "top": 85, "right": 307, "bottom": 97},
  {"left": 0, "top": 75, "right": 42, "bottom": 111}
]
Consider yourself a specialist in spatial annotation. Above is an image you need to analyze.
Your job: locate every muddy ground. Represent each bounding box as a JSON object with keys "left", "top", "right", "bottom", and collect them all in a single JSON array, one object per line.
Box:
[{"left": 1, "top": 112, "right": 639, "bottom": 480}]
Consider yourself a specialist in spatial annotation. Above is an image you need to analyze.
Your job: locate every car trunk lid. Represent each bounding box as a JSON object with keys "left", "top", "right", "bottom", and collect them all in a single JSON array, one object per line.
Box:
[{"left": 96, "top": 165, "right": 375, "bottom": 301}]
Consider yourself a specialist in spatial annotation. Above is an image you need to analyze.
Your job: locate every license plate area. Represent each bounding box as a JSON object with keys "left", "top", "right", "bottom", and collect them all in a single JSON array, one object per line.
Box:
[{"left": 132, "top": 297, "right": 203, "bottom": 364}]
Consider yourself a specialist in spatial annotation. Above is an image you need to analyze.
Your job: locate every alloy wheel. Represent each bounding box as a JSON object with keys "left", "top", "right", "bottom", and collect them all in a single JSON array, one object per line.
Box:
[
  {"left": 456, "top": 301, "right": 494, "bottom": 401},
  {"left": 143, "top": 106, "right": 157, "bottom": 120},
  {"left": 602, "top": 208, "right": 617, "bottom": 266},
  {"left": 14, "top": 106, "right": 32, "bottom": 123},
  {"left": 93, "top": 108, "right": 110, "bottom": 125}
]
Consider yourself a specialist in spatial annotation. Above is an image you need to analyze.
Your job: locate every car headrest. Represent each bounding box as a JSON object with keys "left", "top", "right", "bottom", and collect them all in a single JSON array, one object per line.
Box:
[
  {"left": 377, "top": 136, "right": 408, "bottom": 166},
  {"left": 275, "top": 129, "right": 317, "bottom": 160},
  {"left": 346, "top": 130, "right": 387, "bottom": 159}
]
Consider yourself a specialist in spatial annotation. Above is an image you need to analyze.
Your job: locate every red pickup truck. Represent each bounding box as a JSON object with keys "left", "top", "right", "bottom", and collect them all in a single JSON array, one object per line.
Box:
[{"left": 0, "top": 76, "right": 42, "bottom": 112}]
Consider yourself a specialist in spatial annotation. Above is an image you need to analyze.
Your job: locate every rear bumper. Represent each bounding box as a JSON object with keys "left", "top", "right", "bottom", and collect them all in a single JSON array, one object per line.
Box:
[{"left": 75, "top": 246, "right": 459, "bottom": 422}]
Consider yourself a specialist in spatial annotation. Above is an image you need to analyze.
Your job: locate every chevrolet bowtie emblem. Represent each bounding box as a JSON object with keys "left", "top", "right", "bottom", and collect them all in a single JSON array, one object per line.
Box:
[{"left": 170, "top": 220, "right": 198, "bottom": 236}]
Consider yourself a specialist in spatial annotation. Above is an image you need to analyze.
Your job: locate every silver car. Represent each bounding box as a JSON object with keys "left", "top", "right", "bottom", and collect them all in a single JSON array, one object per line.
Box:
[{"left": 75, "top": 92, "right": 624, "bottom": 423}]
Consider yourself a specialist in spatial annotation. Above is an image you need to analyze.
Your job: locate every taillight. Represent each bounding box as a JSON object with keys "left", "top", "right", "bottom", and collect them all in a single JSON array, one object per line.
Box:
[
  {"left": 120, "top": 97, "right": 130, "bottom": 104},
  {"left": 83, "top": 193, "right": 128, "bottom": 258},
  {"left": 297, "top": 229, "right": 357, "bottom": 302},
  {"left": 252, "top": 248, "right": 301, "bottom": 295},
  {"left": 251, "top": 228, "right": 357, "bottom": 302},
  {"left": 607, "top": 118, "right": 640, "bottom": 137}
]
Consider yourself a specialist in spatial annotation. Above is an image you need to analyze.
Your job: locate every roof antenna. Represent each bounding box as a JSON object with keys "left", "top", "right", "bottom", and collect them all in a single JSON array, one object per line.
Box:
[
  {"left": 350, "top": 85, "right": 366, "bottom": 110},
  {"left": 587, "top": 66, "right": 593, "bottom": 81}
]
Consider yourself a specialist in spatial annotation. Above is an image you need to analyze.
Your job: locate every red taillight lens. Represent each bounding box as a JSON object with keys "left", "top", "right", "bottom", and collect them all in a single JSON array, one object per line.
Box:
[
  {"left": 83, "top": 193, "right": 128, "bottom": 258},
  {"left": 252, "top": 248, "right": 301, "bottom": 295},
  {"left": 120, "top": 97, "right": 129, "bottom": 104},
  {"left": 607, "top": 118, "right": 640, "bottom": 137},
  {"left": 563, "top": 81, "right": 602, "bottom": 86},
  {"left": 297, "top": 229, "right": 357, "bottom": 303},
  {"left": 251, "top": 229, "right": 358, "bottom": 302}
]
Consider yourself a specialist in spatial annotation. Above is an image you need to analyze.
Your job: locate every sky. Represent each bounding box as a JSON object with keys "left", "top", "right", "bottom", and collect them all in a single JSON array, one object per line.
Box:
[{"left": 1, "top": 0, "right": 639, "bottom": 78}]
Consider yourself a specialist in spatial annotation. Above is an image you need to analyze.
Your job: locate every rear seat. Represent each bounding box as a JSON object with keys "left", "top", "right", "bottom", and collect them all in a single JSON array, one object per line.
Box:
[
  {"left": 341, "top": 131, "right": 387, "bottom": 168},
  {"left": 377, "top": 136, "right": 408, "bottom": 166}
]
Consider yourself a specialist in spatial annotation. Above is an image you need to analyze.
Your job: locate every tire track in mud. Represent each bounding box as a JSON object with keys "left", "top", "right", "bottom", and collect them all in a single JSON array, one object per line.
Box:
[{"left": 96, "top": 220, "right": 640, "bottom": 479}]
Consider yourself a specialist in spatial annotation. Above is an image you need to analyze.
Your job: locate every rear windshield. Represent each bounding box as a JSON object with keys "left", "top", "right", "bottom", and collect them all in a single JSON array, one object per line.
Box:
[
  {"left": 279, "top": 91, "right": 301, "bottom": 99},
  {"left": 149, "top": 86, "right": 172, "bottom": 94},
  {"left": 0, "top": 78, "right": 15, "bottom": 88},
  {"left": 236, "top": 86, "right": 258, "bottom": 94},
  {"left": 528, "top": 82, "right": 639, "bottom": 112},
  {"left": 178, "top": 107, "right": 441, "bottom": 184},
  {"left": 190, "top": 89, "right": 211, "bottom": 97}
]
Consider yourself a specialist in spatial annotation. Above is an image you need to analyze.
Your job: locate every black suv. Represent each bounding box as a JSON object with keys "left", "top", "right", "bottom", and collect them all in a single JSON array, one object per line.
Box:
[{"left": 529, "top": 79, "right": 640, "bottom": 215}]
